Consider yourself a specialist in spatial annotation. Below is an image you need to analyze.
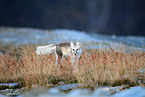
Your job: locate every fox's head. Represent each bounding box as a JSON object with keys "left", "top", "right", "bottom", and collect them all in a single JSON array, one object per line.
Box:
[{"left": 70, "top": 41, "right": 81, "bottom": 56}]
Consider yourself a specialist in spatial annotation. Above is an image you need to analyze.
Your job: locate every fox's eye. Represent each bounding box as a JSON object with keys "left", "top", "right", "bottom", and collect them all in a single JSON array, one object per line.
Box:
[
  {"left": 77, "top": 49, "right": 79, "bottom": 51},
  {"left": 72, "top": 49, "right": 75, "bottom": 51}
]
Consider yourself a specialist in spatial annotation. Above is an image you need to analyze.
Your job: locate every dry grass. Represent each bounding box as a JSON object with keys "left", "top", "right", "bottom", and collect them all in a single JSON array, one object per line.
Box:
[{"left": 0, "top": 45, "right": 144, "bottom": 89}]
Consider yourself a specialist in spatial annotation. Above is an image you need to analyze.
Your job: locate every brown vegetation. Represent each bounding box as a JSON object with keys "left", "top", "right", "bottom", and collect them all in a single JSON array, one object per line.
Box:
[{"left": 0, "top": 45, "right": 144, "bottom": 89}]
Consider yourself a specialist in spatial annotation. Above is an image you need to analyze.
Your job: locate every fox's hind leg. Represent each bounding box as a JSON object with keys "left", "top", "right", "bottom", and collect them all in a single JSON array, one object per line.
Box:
[
  {"left": 55, "top": 55, "right": 63, "bottom": 69},
  {"left": 55, "top": 53, "right": 58, "bottom": 66},
  {"left": 55, "top": 47, "right": 63, "bottom": 69}
]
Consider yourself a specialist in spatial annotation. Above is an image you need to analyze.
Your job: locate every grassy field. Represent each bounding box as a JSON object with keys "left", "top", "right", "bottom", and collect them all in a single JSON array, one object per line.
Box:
[{"left": 0, "top": 45, "right": 144, "bottom": 89}]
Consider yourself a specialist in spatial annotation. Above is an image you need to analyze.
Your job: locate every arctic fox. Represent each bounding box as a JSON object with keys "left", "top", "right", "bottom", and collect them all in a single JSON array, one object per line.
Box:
[{"left": 36, "top": 41, "right": 82, "bottom": 67}]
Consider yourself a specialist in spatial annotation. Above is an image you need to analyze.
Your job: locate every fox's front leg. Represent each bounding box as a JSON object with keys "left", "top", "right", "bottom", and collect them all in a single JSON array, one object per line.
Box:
[
  {"left": 77, "top": 55, "right": 80, "bottom": 62},
  {"left": 70, "top": 57, "right": 75, "bottom": 67},
  {"left": 75, "top": 55, "right": 80, "bottom": 67}
]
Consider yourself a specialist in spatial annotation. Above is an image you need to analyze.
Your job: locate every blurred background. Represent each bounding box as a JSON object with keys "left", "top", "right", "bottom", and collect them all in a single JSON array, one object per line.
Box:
[{"left": 0, "top": 0, "right": 145, "bottom": 36}]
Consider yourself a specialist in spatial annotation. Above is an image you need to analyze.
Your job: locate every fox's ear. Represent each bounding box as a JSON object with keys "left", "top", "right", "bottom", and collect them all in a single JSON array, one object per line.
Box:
[
  {"left": 70, "top": 41, "right": 75, "bottom": 47},
  {"left": 76, "top": 41, "right": 81, "bottom": 46}
]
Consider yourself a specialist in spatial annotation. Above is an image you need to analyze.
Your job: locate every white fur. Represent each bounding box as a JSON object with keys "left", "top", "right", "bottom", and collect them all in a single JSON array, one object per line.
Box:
[
  {"left": 36, "top": 44, "right": 56, "bottom": 55},
  {"left": 70, "top": 41, "right": 81, "bottom": 64}
]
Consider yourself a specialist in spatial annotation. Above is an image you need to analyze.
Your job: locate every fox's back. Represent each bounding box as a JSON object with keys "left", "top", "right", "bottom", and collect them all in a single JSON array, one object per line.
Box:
[
  {"left": 57, "top": 42, "right": 70, "bottom": 47},
  {"left": 56, "top": 43, "right": 71, "bottom": 56}
]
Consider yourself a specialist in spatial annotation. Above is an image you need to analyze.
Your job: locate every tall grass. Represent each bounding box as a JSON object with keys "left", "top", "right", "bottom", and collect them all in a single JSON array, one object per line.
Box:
[{"left": 0, "top": 45, "right": 144, "bottom": 89}]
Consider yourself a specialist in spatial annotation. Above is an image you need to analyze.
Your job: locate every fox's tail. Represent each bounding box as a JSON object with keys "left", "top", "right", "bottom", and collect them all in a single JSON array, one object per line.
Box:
[{"left": 36, "top": 44, "right": 56, "bottom": 55}]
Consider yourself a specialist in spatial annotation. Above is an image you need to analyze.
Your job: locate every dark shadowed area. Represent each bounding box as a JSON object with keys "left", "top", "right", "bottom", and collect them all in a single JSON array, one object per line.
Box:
[{"left": 0, "top": 0, "right": 145, "bottom": 36}]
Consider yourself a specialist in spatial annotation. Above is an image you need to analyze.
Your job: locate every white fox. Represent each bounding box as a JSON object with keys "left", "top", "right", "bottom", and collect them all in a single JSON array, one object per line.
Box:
[{"left": 36, "top": 41, "right": 82, "bottom": 67}]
